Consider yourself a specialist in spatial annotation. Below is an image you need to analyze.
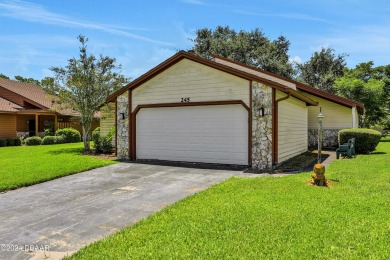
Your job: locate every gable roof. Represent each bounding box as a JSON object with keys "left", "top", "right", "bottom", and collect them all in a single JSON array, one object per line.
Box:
[
  {"left": 0, "top": 96, "right": 22, "bottom": 112},
  {"left": 106, "top": 51, "right": 318, "bottom": 106},
  {"left": 0, "top": 78, "right": 83, "bottom": 116},
  {"left": 0, "top": 77, "right": 53, "bottom": 109},
  {"left": 211, "top": 54, "right": 364, "bottom": 113}
]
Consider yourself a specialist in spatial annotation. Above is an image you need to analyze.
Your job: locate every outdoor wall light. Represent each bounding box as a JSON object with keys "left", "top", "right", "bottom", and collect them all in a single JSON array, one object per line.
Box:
[
  {"left": 259, "top": 106, "right": 265, "bottom": 117},
  {"left": 119, "top": 112, "right": 125, "bottom": 120}
]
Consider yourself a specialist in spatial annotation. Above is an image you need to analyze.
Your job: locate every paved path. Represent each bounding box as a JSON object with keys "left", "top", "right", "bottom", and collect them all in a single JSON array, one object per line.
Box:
[
  {"left": 303, "top": 150, "right": 337, "bottom": 172},
  {"left": 0, "top": 163, "right": 252, "bottom": 260}
]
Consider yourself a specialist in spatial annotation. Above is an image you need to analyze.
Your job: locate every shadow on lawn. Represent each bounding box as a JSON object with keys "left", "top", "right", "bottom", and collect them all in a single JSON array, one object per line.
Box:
[
  {"left": 47, "top": 148, "right": 84, "bottom": 155},
  {"left": 369, "top": 152, "right": 387, "bottom": 155},
  {"left": 380, "top": 139, "right": 390, "bottom": 142}
]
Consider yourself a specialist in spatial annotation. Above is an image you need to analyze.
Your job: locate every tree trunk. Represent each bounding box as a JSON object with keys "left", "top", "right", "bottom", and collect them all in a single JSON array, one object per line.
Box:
[{"left": 82, "top": 123, "right": 91, "bottom": 153}]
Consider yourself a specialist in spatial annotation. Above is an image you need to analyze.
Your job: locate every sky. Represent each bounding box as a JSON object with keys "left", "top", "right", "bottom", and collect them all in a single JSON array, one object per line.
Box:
[{"left": 0, "top": 0, "right": 389, "bottom": 81}]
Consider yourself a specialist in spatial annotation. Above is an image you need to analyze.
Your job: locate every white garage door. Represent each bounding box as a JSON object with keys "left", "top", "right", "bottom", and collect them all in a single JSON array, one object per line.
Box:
[{"left": 136, "top": 104, "right": 248, "bottom": 165}]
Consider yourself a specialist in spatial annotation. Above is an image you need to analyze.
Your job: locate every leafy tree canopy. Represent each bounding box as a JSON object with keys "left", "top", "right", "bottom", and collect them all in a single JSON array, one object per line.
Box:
[
  {"left": 14, "top": 75, "right": 42, "bottom": 86},
  {"left": 48, "top": 35, "right": 128, "bottom": 152},
  {"left": 191, "top": 26, "right": 295, "bottom": 78},
  {"left": 335, "top": 62, "right": 389, "bottom": 127},
  {"left": 297, "top": 47, "right": 347, "bottom": 94},
  {"left": 0, "top": 73, "right": 9, "bottom": 79}
]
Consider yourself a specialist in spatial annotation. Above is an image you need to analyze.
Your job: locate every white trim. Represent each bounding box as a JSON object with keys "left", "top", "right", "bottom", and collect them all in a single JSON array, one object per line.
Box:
[{"left": 352, "top": 106, "right": 357, "bottom": 128}]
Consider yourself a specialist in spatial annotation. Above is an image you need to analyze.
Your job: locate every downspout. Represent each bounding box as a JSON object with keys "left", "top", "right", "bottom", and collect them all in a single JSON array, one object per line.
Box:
[{"left": 273, "top": 91, "right": 291, "bottom": 168}]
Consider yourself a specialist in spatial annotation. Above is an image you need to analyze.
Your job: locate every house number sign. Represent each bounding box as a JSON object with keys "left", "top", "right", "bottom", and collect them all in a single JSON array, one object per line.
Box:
[{"left": 181, "top": 97, "right": 190, "bottom": 103}]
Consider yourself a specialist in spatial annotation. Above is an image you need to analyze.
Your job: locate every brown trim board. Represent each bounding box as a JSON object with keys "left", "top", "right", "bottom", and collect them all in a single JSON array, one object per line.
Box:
[
  {"left": 248, "top": 81, "right": 253, "bottom": 166},
  {"left": 211, "top": 54, "right": 364, "bottom": 111},
  {"left": 114, "top": 99, "right": 117, "bottom": 157},
  {"left": 131, "top": 100, "right": 250, "bottom": 165},
  {"left": 128, "top": 90, "right": 132, "bottom": 159}
]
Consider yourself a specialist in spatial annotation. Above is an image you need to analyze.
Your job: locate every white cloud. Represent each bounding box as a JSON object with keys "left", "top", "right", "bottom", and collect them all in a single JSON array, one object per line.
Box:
[
  {"left": 0, "top": 0, "right": 173, "bottom": 45},
  {"left": 234, "top": 10, "right": 331, "bottom": 23},
  {"left": 290, "top": 56, "right": 302, "bottom": 64},
  {"left": 180, "top": 0, "right": 208, "bottom": 6}
]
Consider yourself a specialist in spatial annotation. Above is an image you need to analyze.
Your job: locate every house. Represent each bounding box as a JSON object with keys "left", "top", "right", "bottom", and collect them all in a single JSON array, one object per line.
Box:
[
  {"left": 105, "top": 51, "right": 363, "bottom": 170},
  {"left": 0, "top": 78, "right": 99, "bottom": 138},
  {"left": 211, "top": 55, "right": 364, "bottom": 149}
]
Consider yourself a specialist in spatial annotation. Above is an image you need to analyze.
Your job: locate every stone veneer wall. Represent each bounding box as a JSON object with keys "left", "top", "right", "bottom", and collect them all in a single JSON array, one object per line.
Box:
[
  {"left": 308, "top": 129, "right": 340, "bottom": 149},
  {"left": 252, "top": 83, "right": 273, "bottom": 171},
  {"left": 116, "top": 91, "right": 129, "bottom": 159}
]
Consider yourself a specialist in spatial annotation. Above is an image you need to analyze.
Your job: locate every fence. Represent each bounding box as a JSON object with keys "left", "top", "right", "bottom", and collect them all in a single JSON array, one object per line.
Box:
[{"left": 57, "top": 122, "right": 71, "bottom": 129}]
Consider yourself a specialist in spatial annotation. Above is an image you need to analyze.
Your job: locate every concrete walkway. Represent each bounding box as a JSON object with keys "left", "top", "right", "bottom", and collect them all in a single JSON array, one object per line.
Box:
[
  {"left": 303, "top": 150, "right": 337, "bottom": 172},
  {"left": 0, "top": 163, "right": 254, "bottom": 260}
]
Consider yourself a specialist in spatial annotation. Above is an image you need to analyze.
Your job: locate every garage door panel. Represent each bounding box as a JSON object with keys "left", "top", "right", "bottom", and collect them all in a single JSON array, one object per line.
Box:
[{"left": 136, "top": 105, "right": 248, "bottom": 165}]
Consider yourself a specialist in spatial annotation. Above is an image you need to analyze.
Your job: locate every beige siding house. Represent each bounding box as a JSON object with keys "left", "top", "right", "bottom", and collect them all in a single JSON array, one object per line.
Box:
[
  {"left": 105, "top": 51, "right": 363, "bottom": 170},
  {"left": 100, "top": 103, "right": 115, "bottom": 136},
  {"left": 296, "top": 85, "right": 363, "bottom": 148},
  {"left": 276, "top": 91, "right": 308, "bottom": 162}
]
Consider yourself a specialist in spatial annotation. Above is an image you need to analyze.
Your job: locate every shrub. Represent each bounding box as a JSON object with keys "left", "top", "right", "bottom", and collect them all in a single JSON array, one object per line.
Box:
[
  {"left": 25, "top": 136, "right": 42, "bottom": 146},
  {"left": 55, "top": 128, "right": 81, "bottom": 143},
  {"left": 13, "top": 138, "right": 22, "bottom": 146},
  {"left": 92, "top": 127, "right": 101, "bottom": 152},
  {"left": 6, "top": 138, "right": 15, "bottom": 146},
  {"left": 44, "top": 128, "right": 53, "bottom": 136},
  {"left": 42, "top": 136, "right": 57, "bottom": 145},
  {"left": 92, "top": 127, "right": 114, "bottom": 154},
  {"left": 55, "top": 135, "right": 66, "bottom": 144},
  {"left": 339, "top": 128, "right": 382, "bottom": 154},
  {"left": 0, "top": 139, "right": 6, "bottom": 147}
]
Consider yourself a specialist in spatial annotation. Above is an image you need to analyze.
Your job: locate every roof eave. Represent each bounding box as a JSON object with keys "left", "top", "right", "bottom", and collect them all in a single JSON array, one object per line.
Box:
[{"left": 106, "top": 51, "right": 317, "bottom": 106}]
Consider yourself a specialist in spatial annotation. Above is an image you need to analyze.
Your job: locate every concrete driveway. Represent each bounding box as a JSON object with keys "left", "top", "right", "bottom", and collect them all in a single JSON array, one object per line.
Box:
[{"left": 0, "top": 163, "right": 245, "bottom": 260}]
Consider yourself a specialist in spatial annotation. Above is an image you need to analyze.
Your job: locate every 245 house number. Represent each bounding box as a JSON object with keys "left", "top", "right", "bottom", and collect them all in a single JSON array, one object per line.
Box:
[{"left": 181, "top": 97, "right": 190, "bottom": 103}]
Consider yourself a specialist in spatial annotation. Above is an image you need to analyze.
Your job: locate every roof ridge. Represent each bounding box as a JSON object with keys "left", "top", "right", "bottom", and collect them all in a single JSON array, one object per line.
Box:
[{"left": 211, "top": 54, "right": 364, "bottom": 109}]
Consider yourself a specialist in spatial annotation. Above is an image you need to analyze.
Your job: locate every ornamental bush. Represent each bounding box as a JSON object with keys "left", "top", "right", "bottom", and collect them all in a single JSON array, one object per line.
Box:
[
  {"left": 55, "top": 135, "right": 66, "bottom": 144},
  {"left": 25, "top": 136, "right": 42, "bottom": 146},
  {"left": 339, "top": 128, "right": 382, "bottom": 154},
  {"left": 55, "top": 128, "right": 81, "bottom": 143},
  {"left": 92, "top": 127, "right": 101, "bottom": 151},
  {"left": 0, "top": 139, "right": 7, "bottom": 147},
  {"left": 13, "top": 138, "right": 22, "bottom": 146},
  {"left": 42, "top": 136, "right": 56, "bottom": 145},
  {"left": 6, "top": 138, "right": 15, "bottom": 146},
  {"left": 92, "top": 127, "right": 114, "bottom": 154}
]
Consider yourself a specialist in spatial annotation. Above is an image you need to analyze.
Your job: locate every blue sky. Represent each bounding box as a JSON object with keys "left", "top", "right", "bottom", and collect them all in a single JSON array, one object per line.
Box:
[{"left": 0, "top": 0, "right": 389, "bottom": 81}]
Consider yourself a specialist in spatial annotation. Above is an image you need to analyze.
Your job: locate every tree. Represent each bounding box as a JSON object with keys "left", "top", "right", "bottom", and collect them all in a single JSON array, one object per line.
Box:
[
  {"left": 191, "top": 26, "right": 296, "bottom": 78},
  {"left": 0, "top": 73, "right": 9, "bottom": 79},
  {"left": 14, "top": 75, "right": 41, "bottom": 85},
  {"left": 297, "top": 47, "right": 347, "bottom": 94},
  {"left": 49, "top": 35, "right": 128, "bottom": 152},
  {"left": 335, "top": 62, "right": 388, "bottom": 127}
]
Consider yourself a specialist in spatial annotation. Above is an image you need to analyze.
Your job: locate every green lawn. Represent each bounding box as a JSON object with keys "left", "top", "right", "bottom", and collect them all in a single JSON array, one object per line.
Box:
[
  {"left": 69, "top": 137, "right": 390, "bottom": 259},
  {"left": 0, "top": 143, "right": 116, "bottom": 191}
]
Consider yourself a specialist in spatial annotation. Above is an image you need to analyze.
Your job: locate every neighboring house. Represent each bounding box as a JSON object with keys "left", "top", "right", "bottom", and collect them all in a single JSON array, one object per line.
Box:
[
  {"left": 105, "top": 51, "right": 363, "bottom": 170},
  {"left": 0, "top": 78, "right": 99, "bottom": 138}
]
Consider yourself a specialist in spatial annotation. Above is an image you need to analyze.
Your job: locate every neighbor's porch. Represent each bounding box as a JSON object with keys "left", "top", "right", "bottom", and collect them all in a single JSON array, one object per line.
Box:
[{"left": 16, "top": 112, "right": 73, "bottom": 138}]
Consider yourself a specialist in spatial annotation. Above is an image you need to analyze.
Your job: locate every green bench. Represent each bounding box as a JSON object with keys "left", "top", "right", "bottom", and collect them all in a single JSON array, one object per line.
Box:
[{"left": 336, "top": 138, "right": 356, "bottom": 159}]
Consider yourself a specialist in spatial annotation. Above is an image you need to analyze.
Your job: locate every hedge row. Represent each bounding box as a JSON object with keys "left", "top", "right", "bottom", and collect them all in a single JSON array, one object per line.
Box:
[
  {"left": 24, "top": 128, "right": 81, "bottom": 146},
  {"left": 0, "top": 138, "right": 22, "bottom": 147},
  {"left": 339, "top": 128, "right": 382, "bottom": 154}
]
